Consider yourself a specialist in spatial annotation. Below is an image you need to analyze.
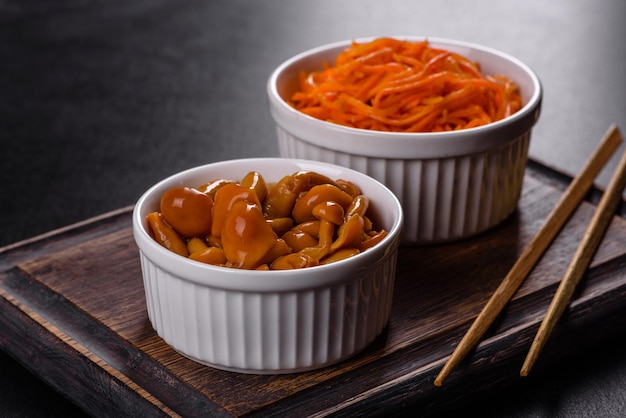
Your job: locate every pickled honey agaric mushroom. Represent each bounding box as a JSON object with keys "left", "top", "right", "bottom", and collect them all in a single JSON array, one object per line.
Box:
[{"left": 146, "top": 170, "right": 388, "bottom": 270}]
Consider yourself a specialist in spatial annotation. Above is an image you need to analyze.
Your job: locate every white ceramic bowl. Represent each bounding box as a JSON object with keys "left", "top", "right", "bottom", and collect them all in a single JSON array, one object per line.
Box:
[
  {"left": 267, "top": 37, "right": 542, "bottom": 244},
  {"left": 132, "top": 158, "right": 403, "bottom": 374}
]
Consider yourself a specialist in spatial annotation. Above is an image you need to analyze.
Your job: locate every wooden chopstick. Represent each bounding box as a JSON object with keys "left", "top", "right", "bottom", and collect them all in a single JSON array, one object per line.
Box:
[
  {"left": 520, "top": 133, "right": 626, "bottom": 376},
  {"left": 434, "top": 124, "right": 623, "bottom": 387}
]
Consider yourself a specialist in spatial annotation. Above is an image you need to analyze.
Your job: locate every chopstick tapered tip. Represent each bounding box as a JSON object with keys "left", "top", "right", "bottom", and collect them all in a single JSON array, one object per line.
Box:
[
  {"left": 434, "top": 365, "right": 447, "bottom": 386},
  {"left": 433, "top": 345, "right": 471, "bottom": 386},
  {"left": 434, "top": 370, "right": 447, "bottom": 386},
  {"left": 520, "top": 354, "right": 536, "bottom": 377}
]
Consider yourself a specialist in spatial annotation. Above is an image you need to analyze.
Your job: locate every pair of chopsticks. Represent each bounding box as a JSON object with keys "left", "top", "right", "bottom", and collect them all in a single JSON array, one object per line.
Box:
[{"left": 435, "top": 124, "right": 626, "bottom": 386}]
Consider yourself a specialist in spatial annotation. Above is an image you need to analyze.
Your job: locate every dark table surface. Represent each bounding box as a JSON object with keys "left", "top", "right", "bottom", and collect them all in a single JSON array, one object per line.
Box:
[{"left": 1, "top": 0, "right": 626, "bottom": 416}]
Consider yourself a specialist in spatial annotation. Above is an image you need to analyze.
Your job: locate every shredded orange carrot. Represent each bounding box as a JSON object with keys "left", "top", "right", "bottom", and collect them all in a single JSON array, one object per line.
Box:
[{"left": 290, "top": 38, "right": 523, "bottom": 132}]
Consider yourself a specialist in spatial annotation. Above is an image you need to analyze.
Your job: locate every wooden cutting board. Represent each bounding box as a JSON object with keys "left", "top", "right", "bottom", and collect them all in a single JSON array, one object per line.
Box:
[{"left": 1, "top": 160, "right": 626, "bottom": 417}]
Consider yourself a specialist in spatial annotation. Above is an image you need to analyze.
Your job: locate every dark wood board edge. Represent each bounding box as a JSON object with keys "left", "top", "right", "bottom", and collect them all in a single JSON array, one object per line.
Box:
[
  {"left": 0, "top": 283, "right": 174, "bottom": 418},
  {"left": 0, "top": 267, "right": 232, "bottom": 418},
  {"left": 0, "top": 206, "right": 134, "bottom": 273}
]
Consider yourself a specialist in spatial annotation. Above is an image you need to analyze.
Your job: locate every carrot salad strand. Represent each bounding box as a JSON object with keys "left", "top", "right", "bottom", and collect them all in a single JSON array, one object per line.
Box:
[{"left": 290, "top": 38, "right": 523, "bottom": 132}]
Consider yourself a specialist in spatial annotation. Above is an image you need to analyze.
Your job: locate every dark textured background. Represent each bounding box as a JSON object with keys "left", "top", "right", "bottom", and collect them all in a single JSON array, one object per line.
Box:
[{"left": 1, "top": 0, "right": 625, "bottom": 416}]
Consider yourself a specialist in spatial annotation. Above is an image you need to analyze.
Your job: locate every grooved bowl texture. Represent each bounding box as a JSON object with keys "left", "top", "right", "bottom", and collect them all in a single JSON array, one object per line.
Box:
[
  {"left": 132, "top": 158, "right": 403, "bottom": 374},
  {"left": 268, "top": 37, "right": 542, "bottom": 244}
]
